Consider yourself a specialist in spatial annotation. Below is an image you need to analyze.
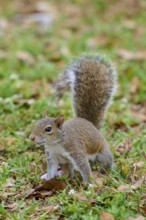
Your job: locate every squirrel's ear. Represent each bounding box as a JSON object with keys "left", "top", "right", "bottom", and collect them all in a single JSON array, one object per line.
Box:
[
  {"left": 42, "top": 110, "right": 47, "bottom": 118},
  {"left": 55, "top": 115, "right": 64, "bottom": 129}
]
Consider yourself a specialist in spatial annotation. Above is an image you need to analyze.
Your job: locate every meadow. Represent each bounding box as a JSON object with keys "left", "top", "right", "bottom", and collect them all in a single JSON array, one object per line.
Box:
[{"left": 0, "top": 0, "right": 146, "bottom": 219}]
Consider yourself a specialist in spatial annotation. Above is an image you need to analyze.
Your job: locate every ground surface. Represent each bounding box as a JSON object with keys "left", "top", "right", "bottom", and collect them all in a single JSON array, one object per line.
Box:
[{"left": 0, "top": 0, "right": 146, "bottom": 219}]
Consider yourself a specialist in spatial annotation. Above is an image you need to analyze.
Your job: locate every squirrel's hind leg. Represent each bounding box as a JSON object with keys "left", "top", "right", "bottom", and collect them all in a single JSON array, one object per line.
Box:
[
  {"left": 68, "top": 163, "right": 74, "bottom": 178},
  {"left": 60, "top": 163, "right": 74, "bottom": 179},
  {"left": 95, "top": 144, "right": 114, "bottom": 174},
  {"left": 70, "top": 152, "right": 92, "bottom": 184}
]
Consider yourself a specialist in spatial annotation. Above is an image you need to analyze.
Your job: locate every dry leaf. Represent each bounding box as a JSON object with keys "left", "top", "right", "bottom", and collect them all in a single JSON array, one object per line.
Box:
[
  {"left": 0, "top": 18, "right": 9, "bottom": 30},
  {"left": 0, "top": 49, "right": 8, "bottom": 59},
  {"left": 139, "top": 204, "right": 146, "bottom": 215},
  {"left": 36, "top": 178, "right": 66, "bottom": 191},
  {"left": 122, "top": 20, "right": 136, "bottom": 29},
  {"left": 130, "top": 104, "right": 146, "bottom": 123},
  {"left": 16, "top": 51, "right": 35, "bottom": 65},
  {"left": 115, "top": 139, "right": 131, "bottom": 156},
  {"left": 15, "top": 2, "right": 56, "bottom": 31},
  {"left": 4, "top": 202, "right": 17, "bottom": 211},
  {"left": 92, "top": 171, "right": 104, "bottom": 187},
  {"left": 133, "top": 161, "right": 145, "bottom": 168},
  {"left": 42, "top": 204, "right": 58, "bottom": 212},
  {"left": 74, "top": 191, "right": 96, "bottom": 203},
  {"left": 131, "top": 176, "right": 145, "bottom": 189},
  {"left": 127, "top": 214, "right": 145, "bottom": 220},
  {"left": 74, "top": 192, "right": 88, "bottom": 201},
  {"left": 25, "top": 178, "right": 67, "bottom": 199},
  {"left": 130, "top": 77, "right": 140, "bottom": 94},
  {"left": 2, "top": 192, "right": 16, "bottom": 199},
  {"left": 99, "top": 211, "right": 115, "bottom": 220},
  {"left": 105, "top": 0, "right": 141, "bottom": 18},
  {"left": 26, "top": 190, "right": 52, "bottom": 199},
  {"left": 130, "top": 111, "right": 146, "bottom": 123},
  {"left": 13, "top": 99, "right": 34, "bottom": 107},
  {"left": 3, "top": 178, "right": 15, "bottom": 188},
  {"left": 117, "top": 49, "right": 146, "bottom": 60},
  {"left": 35, "top": 2, "right": 56, "bottom": 14},
  {"left": 5, "top": 137, "right": 16, "bottom": 145},
  {"left": 117, "top": 184, "right": 129, "bottom": 191},
  {"left": 29, "top": 92, "right": 40, "bottom": 99},
  {"left": 20, "top": 13, "right": 53, "bottom": 28}
]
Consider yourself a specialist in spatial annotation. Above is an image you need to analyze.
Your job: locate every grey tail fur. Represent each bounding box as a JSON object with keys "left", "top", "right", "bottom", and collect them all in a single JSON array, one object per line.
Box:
[{"left": 55, "top": 54, "right": 117, "bottom": 129}]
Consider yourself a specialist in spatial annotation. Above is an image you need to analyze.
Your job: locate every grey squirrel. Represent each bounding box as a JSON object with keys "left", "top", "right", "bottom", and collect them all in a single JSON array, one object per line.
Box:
[{"left": 29, "top": 54, "right": 117, "bottom": 184}]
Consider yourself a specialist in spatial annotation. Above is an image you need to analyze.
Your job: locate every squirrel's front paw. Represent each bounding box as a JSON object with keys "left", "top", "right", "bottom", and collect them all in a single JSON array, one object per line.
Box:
[
  {"left": 41, "top": 170, "right": 63, "bottom": 180},
  {"left": 40, "top": 173, "right": 48, "bottom": 180}
]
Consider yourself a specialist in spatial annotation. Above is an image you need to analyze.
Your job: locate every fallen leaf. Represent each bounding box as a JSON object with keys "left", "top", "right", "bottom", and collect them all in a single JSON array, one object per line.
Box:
[
  {"left": 3, "top": 178, "right": 15, "bottom": 188},
  {"left": 0, "top": 49, "right": 8, "bottom": 59},
  {"left": 110, "top": 120, "right": 128, "bottom": 131},
  {"left": 37, "top": 204, "right": 60, "bottom": 219},
  {"left": 15, "top": 0, "right": 56, "bottom": 14},
  {"left": 5, "top": 137, "right": 16, "bottom": 145},
  {"left": 58, "top": 216, "right": 64, "bottom": 220},
  {"left": 4, "top": 202, "right": 17, "bottom": 211},
  {"left": 29, "top": 93, "right": 40, "bottom": 99},
  {"left": 122, "top": 20, "right": 136, "bottom": 30},
  {"left": 92, "top": 171, "right": 104, "bottom": 187},
  {"left": 127, "top": 214, "right": 145, "bottom": 220},
  {"left": 99, "top": 211, "right": 115, "bottom": 220},
  {"left": 86, "top": 35, "right": 107, "bottom": 48},
  {"left": 130, "top": 77, "right": 140, "bottom": 94},
  {"left": 133, "top": 161, "right": 145, "bottom": 168},
  {"left": 117, "top": 49, "right": 146, "bottom": 60},
  {"left": 139, "top": 205, "right": 146, "bottom": 215},
  {"left": 36, "top": 178, "right": 66, "bottom": 191},
  {"left": 115, "top": 139, "right": 131, "bottom": 156},
  {"left": 74, "top": 191, "right": 96, "bottom": 203},
  {"left": 0, "top": 18, "right": 9, "bottom": 30},
  {"left": 20, "top": 13, "right": 53, "bottom": 29},
  {"left": 130, "top": 104, "right": 146, "bottom": 124},
  {"left": 42, "top": 204, "right": 58, "bottom": 212},
  {"left": 2, "top": 192, "right": 16, "bottom": 199},
  {"left": 25, "top": 178, "right": 67, "bottom": 199},
  {"left": 139, "top": 204, "right": 146, "bottom": 215},
  {"left": 105, "top": 0, "right": 141, "bottom": 19},
  {"left": 14, "top": 2, "right": 57, "bottom": 32},
  {"left": 141, "top": 194, "right": 146, "bottom": 200},
  {"left": 26, "top": 191, "right": 52, "bottom": 199},
  {"left": 13, "top": 98, "right": 34, "bottom": 107},
  {"left": 121, "top": 162, "right": 129, "bottom": 176},
  {"left": 74, "top": 192, "right": 87, "bottom": 201},
  {"left": 16, "top": 51, "right": 35, "bottom": 65},
  {"left": 130, "top": 111, "right": 146, "bottom": 123},
  {"left": 117, "top": 184, "right": 129, "bottom": 191},
  {"left": 37, "top": 190, "right": 53, "bottom": 196},
  {"left": 131, "top": 176, "right": 145, "bottom": 189}
]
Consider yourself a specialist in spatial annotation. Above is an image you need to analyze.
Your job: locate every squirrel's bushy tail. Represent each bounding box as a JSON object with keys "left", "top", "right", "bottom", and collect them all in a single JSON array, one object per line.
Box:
[{"left": 55, "top": 54, "right": 117, "bottom": 129}]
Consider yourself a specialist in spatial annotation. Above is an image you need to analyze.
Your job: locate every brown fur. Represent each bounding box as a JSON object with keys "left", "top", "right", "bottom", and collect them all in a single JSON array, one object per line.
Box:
[
  {"left": 30, "top": 54, "right": 117, "bottom": 183},
  {"left": 55, "top": 54, "right": 117, "bottom": 129},
  {"left": 30, "top": 116, "right": 114, "bottom": 183}
]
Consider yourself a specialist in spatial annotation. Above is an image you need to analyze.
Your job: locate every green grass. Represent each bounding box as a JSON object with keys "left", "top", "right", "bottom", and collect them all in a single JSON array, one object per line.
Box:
[{"left": 0, "top": 0, "right": 146, "bottom": 219}]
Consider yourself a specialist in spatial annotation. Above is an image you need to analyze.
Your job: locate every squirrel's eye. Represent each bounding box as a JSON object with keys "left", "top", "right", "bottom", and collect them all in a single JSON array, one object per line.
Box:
[{"left": 45, "top": 126, "right": 52, "bottom": 132}]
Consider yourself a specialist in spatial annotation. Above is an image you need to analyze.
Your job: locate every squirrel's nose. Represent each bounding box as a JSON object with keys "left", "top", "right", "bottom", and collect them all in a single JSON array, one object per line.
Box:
[{"left": 29, "top": 134, "right": 35, "bottom": 141}]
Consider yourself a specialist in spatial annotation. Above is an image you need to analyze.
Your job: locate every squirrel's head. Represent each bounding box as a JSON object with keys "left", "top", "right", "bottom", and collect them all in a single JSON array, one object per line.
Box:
[{"left": 29, "top": 114, "right": 64, "bottom": 146}]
